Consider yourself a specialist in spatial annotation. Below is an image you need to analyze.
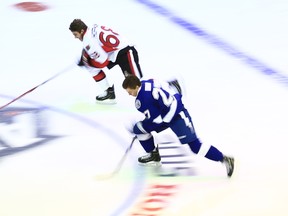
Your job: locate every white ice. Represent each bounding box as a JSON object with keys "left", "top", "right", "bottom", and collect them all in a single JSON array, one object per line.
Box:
[{"left": 0, "top": 0, "right": 288, "bottom": 215}]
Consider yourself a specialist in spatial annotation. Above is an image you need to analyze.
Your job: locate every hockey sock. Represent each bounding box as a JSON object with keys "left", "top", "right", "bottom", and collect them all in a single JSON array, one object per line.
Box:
[
  {"left": 93, "top": 71, "right": 106, "bottom": 82},
  {"left": 137, "top": 134, "right": 155, "bottom": 153},
  {"left": 93, "top": 72, "right": 110, "bottom": 91},
  {"left": 188, "top": 139, "right": 224, "bottom": 162}
]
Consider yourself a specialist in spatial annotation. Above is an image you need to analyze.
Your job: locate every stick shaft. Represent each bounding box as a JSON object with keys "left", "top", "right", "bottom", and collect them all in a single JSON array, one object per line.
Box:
[
  {"left": 113, "top": 136, "right": 137, "bottom": 173},
  {"left": 95, "top": 136, "right": 137, "bottom": 180},
  {"left": 0, "top": 64, "right": 73, "bottom": 110}
]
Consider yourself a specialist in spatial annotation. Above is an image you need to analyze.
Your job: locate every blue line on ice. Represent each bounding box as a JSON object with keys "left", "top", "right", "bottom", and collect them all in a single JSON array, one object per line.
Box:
[{"left": 136, "top": 0, "right": 288, "bottom": 87}]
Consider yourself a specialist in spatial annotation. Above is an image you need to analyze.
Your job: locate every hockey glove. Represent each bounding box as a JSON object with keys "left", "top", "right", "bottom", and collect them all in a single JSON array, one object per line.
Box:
[
  {"left": 77, "top": 49, "right": 90, "bottom": 67},
  {"left": 141, "top": 120, "right": 169, "bottom": 133}
]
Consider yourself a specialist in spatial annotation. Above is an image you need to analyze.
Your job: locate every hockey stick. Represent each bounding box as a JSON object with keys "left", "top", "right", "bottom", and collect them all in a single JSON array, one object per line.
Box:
[
  {"left": 0, "top": 64, "right": 74, "bottom": 110},
  {"left": 95, "top": 136, "right": 137, "bottom": 180}
]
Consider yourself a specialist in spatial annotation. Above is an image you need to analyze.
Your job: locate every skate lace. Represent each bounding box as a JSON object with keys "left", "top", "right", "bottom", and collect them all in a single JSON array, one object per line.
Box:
[
  {"left": 97, "top": 90, "right": 108, "bottom": 97},
  {"left": 141, "top": 153, "right": 152, "bottom": 159}
]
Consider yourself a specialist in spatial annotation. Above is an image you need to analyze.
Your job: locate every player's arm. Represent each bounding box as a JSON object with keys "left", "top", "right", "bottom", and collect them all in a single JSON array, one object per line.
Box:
[
  {"left": 134, "top": 91, "right": 172, "bottom": 134},
  {"left": 152, "top": 87, "right": 178, "bottom": 123},
  {"left": 77, "top": 49, "right": 107, "bottom": 82},
  {"left": 83, "top": 41, "right": 109, "bottom": 68}
]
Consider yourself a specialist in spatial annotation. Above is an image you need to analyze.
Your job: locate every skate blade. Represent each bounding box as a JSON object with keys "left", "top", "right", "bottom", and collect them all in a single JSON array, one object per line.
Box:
[
  {"left": 138, "top": 161, "right": 162, "bottom": 167},
  {"left": 96, "top": 99, "right": 117, "bottom": 105}
]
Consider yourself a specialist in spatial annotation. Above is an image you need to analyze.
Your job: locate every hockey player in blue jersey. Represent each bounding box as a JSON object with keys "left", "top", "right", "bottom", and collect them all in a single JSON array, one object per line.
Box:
[{"left": 122, "top": 75, "right": 234, "bottom": 177}]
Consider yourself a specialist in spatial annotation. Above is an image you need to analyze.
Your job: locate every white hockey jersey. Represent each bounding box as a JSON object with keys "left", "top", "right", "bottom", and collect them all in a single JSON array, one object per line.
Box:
[{"left": 82, "top": 24, "right": 130, "bottom": 68}]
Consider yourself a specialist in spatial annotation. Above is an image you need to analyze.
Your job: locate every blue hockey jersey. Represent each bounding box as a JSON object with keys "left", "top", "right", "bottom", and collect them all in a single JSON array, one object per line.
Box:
[{"left": 135, "top": 79, "right": 184, "bottom": 132}]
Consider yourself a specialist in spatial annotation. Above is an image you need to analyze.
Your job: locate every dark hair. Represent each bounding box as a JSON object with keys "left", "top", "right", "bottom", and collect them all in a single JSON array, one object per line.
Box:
[
  {"left": 69, "top": 19, "right": 88, "bottom": 32},
  {"left": 122, "top": 75, "right": 141, "bottom": 89}
]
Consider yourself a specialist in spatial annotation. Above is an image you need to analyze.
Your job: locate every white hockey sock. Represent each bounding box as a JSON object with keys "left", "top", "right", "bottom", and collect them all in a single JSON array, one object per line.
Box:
[{"left": 97, "top": 77, "right": 110, "bottom": 92}]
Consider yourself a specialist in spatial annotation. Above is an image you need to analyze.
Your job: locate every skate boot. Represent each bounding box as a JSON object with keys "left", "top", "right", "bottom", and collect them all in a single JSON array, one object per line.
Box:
[
  {"left": 222, "top": 155, "right": 234, "bottom": 177},
  {"left": 138, "top": 145, "right": 162, "bottom": 167},
  {"left": 168, "top": 79, "right": 182, "bottom": 95},
  {"left": 96, "top": 85, "right": 116, "bottom": 104}
]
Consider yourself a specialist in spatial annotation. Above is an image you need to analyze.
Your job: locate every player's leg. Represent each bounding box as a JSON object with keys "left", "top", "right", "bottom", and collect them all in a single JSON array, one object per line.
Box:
[
  {"left": 90, "top": 69, "right": 116, "bottom": 104},
  {"left": 170, "top": 109, "right": 234, "bottom": 177},
  {"left": 116, "top": 46, "right": 143, "bottom": 78},
  {"left": 135, "top": 133, "right": 161, "bottom": 167},
  {"left": 78, "top": 49, "right": 116, "bottom": 104}
]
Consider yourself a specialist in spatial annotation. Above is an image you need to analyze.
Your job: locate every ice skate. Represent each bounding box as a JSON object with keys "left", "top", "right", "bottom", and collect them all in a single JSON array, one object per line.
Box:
[
  {"left": 96, "top": 85, "right": 116, "bottom": 104},
  {"left": 222, "top": 155, "right": 234, "bottom": 177},
  {"left": 138, "top": 145, "right": 162, "bottom": 167},
  {"left": 168, "top": 79, "right": 182, "bottom": 95}
]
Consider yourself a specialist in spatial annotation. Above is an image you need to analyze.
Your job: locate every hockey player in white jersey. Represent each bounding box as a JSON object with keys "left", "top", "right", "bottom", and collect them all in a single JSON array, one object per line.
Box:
[
  {"left": 69, "top": 19, "right": 143, "bottom": 104},
  {"left": 122, "top": 75, "right": 234, "bottom": 177}
]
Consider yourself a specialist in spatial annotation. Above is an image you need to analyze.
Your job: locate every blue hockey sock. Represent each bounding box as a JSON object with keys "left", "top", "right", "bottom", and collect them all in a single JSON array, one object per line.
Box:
[
  {"left": 139, "top": 136, "right": 155, "bottom": 153},
  {"left": 188, "top": 139, "right": 223, "bottom": 162}
]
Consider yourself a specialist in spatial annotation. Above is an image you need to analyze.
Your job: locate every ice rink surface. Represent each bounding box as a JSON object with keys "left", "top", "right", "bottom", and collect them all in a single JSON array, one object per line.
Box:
[{"left": 1, "top": 0, "right": 288, "bottom": 215}]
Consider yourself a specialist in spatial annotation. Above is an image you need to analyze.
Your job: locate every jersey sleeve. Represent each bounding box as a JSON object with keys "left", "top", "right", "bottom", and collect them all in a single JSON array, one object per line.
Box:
[
  {"left": 137, "top": 81, "right": 181, "bottom": 132},
  {"left": 82, "top": 28, "right": 109, "bottom": 69}
]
